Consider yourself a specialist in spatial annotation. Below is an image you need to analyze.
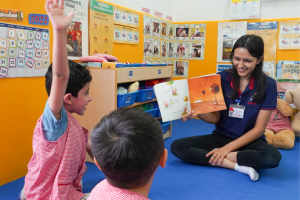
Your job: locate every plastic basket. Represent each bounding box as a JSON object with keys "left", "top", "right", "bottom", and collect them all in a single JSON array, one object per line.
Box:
[
  {"left": 145, "top": 107, "right": 159, "bottom": 118},
  {"left": 160, "top": 121, "right": 171, "bottom": 134},
  {"left": 136, "top": 87, "right": 156, "bottom": 102},
  {"left": 115, "top": 63, "right": 124, "bottom": 68},
  {"left": 124, "top": 64, "right": 141, "bottom": 67},
  {"left": 117, "top": 91, "right": 139, "bottom": 108},
  {"left": 152, "top": 102, "right": 161, "bottom": 118}
]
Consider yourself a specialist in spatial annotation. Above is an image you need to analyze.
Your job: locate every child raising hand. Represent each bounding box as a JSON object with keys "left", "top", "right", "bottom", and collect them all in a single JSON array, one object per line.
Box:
[{"left": 20, "top": 0, "right": 93, "bottom": 199}]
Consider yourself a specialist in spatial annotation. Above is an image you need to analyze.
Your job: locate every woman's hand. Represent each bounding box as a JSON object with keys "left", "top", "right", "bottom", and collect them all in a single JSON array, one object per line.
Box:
[
  {"left": 45, "top": 0, "right": 74, "bottom": 32},
  {"left": 206, "top": 147, "right": 230, "bottom": 166},
  {"left": 182, "top": 110, "right": 197, "bottom": 122}
]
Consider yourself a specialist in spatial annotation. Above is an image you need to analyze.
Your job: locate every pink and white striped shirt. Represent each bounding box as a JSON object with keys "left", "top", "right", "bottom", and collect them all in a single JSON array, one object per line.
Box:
[
  {"left": 88, "top": 179, "right": 150, "bottom": 200},
  {"left": 24, "top": 112, "right": 89, "bottom": 200}
]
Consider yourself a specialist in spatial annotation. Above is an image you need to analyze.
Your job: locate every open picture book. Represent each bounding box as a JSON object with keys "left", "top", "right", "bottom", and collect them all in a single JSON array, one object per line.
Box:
[{"left": 154, "top": 74, "right": 227, "bottom": 122}]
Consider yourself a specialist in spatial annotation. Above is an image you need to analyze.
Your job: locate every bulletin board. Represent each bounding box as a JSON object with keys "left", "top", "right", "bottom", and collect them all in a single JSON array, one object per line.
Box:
[{"left": 0, "top": 22, "right": 50, "bottom": 78}]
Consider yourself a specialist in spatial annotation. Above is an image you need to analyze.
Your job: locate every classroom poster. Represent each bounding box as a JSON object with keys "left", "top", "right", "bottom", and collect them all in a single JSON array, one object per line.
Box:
[
  {"left": 89, "top": 0, "right": 114, "bottom": 55},
  {"left": 143, "top": 57, "right": 152, "bottom": 64},
  {"left": 262, "top": 61, "right": 276, "bottom": 78},
  {"left": 168, "top": 23, "right": 175, "bottom": 40},
  {"left": 276, "top": 61, "right": 300, "bottom": 79},
  {"left": 161, "top": 59, "right": 173, "bottom": 66},
  {"left": 189, "top": 24, "right": 206, "bottom": 42},
  {"left": 175, "top": 24, "right": 189, "bottom": 42},
  {"left": 216, "top": 64, "right": 232, "bottom": 72},
  {"left": 277, "top": 79, "right": 300, "bottom": 104},
  {"left": 143, "top": 15, "right": 153, "bottom": 37},
  {"left": 161, "top": 40, "right": 169, "bottom": 58},
  {"left": 152, "top": 59, "right": 161, "bottom": 64},
  {"left": 247, "top": 22, "right": 278, "bottom": 61},
  {"left": 113, "top": 6, "right": 139, "bottom": 28},
  {"left": 217, "top": 22, "right": 247, "bottom": 62},
  {"left": 168, "top": 42, "right": 174, "bottom": 58},
  {"left": 0, "top": 22, "right": 50, "bottom": 78},
  {"left": 152, "top": 18, "right": 161, "bottom": 38},
  {"left": 173, "top": 60, "right": 189, "bottom": 78},
  {"left": 230, "top": 0, "right": 260, "bottom": 20},
  {"left": 113, "top": 25, "right": 138, "bottom": 44},
  {"left": 64, "top": 0, "right": 88, "bottom": 60},
  {"left": 143, "top": 37, "right": 153, "bottom": 58},
  {"left": 152, "top": 38, "right": 160, "bottom": 58},
  {"left": 161, "top": 20, "right": 168, "bottom": 39},
  {"left": 0, "top": 9, "right": 23, "bottom": 22},
  {"left": 279, "top": 20, "right": 300, "bottom": 50},
  {"left": 174, "top": 42, "right": 189, "bottom": 59},
  {"left": 188, "top": 42, "right": 205, "bottom": 60}
]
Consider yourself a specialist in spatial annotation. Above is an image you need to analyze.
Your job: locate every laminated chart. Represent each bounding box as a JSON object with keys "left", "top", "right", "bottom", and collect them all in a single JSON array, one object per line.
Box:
[{"left": 0, "top": 22, "right": 50, "bottom": 78}]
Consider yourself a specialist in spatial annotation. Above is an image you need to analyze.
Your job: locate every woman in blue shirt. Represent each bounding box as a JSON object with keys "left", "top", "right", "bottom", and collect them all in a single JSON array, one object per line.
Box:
[{"left": 171, "top": 35, "right": 281, "bottom": 181}]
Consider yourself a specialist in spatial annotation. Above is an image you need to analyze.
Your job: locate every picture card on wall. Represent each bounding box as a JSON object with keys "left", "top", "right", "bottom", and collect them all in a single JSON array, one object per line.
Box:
[
  {"left": 26, "top": 57, "right": 35, "bottom": 68},
  {"left": 17, "top": 58, "right": 25, "bottom": 67},
  {"left": 8, "top": 48, "right": 16, "bottom": 57},
  {"left": 189, "top": 24, "right": 206, "bottom": 42},
  {"left": 0, "top": 38, "right": 7, "bottom": 48},
  {"left": 9, "top": 58, "right": 16, "bottom": 67},
  {"left": 0, "top": 67, "right": 8, "bottom": 77},
  {"left": 8, "top": 28, "right": 16, "bottom": 38},
  {"left": 175, "top": 24, "right": 190, "bottom": 42},
  {"left": 9, "top": 39, "right": 16, "bottom": 48},
  {"left": 0, "top": 58, "right": 8, "bottom": 67}
]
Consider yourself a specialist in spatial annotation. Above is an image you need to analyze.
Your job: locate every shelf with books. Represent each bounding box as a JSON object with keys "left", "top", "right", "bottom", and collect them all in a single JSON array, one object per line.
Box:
[{"left": 73, "top": 66, "right": 173, "bottom": 163}]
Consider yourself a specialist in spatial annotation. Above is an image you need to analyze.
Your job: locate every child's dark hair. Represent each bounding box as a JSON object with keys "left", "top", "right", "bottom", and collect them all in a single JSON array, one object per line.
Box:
[
  {"left": 91, "top": 107, "right": 164, "bottom": 189},
  {"left": 45, "top": 60, "right": 92, "bottom": 97},
  {"left": 228, "top": 34, "right": 266, "bottom": 102}
]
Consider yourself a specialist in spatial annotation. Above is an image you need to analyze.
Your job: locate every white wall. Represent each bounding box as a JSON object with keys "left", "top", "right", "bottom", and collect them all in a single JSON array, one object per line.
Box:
[
  {"left": 104, "top": 0, "right": 175, "bottom": 21},
  {"left": 104, "top": 0, "right": 300, "bottom": 22},
  {"left": 173, "top": 0, "right": 300, "bottom": 22}
]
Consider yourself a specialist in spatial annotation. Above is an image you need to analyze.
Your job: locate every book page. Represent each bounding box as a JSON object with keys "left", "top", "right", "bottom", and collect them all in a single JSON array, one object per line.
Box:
[
  {"left": 188, "top": 74, "right": 227, "bottom": 115},
  {"left": 154, "top": 79, "right": 191, "bottom": 122}
]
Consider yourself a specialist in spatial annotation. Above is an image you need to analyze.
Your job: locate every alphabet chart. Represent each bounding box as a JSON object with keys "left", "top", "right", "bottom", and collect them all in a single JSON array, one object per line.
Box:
[{"left": 0, "top": 22, "right": 50, "bottom": 78}]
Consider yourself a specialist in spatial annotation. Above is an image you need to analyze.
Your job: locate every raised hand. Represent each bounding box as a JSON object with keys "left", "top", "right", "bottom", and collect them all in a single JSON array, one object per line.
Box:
[{"left": 45, "top": 0, "right": 74, "bottom": 32}]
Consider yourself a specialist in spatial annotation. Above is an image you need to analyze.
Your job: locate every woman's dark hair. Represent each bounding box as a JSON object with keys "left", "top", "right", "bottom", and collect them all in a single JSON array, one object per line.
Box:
[{"left": 227, "top": 34, "right": 266, "bottom": 102}]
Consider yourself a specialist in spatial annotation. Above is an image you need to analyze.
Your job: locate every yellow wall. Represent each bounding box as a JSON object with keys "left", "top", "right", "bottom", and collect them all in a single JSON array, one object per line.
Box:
[{"left": 0, "top": 0, "right": 299, "bottom": 186}]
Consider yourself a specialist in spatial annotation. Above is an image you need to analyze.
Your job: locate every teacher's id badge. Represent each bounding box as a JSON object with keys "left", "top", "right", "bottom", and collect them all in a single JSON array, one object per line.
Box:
[{"left": 229, "top": 104, "right": 245, "bottom": 119}]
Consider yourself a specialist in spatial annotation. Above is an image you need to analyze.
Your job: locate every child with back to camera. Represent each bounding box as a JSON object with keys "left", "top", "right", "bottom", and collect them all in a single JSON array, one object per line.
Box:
[
  {"left": 88, "top": 107, "right": 168, "bottom": 200},
  {"left": 20, "top": 0, "right": 93, "bottom": 199}
]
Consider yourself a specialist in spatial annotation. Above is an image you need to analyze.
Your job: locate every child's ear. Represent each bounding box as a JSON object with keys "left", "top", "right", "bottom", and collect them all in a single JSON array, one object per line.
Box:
[
  {"left": 94, "top": 157, "right": 102, "bottom": 171},
  {"left": 159, "top": 149, "right": 168, "bottom": 168},
  {"left": 64, "top": 93, "right": 72, "bottom": 105}
]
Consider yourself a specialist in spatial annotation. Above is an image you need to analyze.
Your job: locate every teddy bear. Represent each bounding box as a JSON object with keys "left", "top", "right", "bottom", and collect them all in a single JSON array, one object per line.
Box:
[
  {"left": 285, "top": 84, "right": 300, "bottom": 137},
  {"left": 264, "top": 98, "right": 295, "bottom": 149}
]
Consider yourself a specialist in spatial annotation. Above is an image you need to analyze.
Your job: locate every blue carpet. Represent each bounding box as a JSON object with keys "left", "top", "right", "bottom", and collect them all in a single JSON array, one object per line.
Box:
[{"left": 0, "top": 119, "right": 299, "bottom": 200}]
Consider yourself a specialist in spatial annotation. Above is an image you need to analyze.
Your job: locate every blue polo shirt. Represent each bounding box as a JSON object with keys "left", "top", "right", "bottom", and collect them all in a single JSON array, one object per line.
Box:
[{"left": 214, "top": 70, "right": 277, "bottom": 140}]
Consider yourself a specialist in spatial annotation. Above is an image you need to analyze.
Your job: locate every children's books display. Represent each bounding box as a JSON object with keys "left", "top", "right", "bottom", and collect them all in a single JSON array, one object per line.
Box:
[{"left": 154, "top": 74, "right": 227, "bottom": 122}]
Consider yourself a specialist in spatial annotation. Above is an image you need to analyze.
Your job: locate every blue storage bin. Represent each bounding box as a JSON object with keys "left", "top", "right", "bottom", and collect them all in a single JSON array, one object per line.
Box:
[
  {"left": 160, "top": 121, "right": 171, "bottom": 134},
  {"left": 124, "top": 64, "right": 141, "bottom": 67},
  {"left": 117, "top": 91, "right": 139, "bottom": 108},
  {"left": 145, "top": 107, "right": 159, "bottom": 118},
  {"left": 136, "top": 87, "right": 156, "bottom": 102},
  {"left": 152, "top": 102, "right": 161, "bottom": 118},
  {"left": 115, "top": 63, "right": 124, "bottom": 68}
]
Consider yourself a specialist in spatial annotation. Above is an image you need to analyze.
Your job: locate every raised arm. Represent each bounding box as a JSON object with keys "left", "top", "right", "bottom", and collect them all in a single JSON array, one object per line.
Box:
[{"left": 45, "top": 0, "right": 74, "bottom": 120}]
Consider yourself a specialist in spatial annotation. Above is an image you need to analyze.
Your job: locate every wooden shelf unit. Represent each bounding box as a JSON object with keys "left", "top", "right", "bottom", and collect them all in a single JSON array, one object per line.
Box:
[{"left": 74, "top": 66, "right": 173, "bottom": 162}]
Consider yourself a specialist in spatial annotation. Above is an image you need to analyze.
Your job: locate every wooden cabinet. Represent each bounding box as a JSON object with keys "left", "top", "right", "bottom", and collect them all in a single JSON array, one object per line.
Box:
[{"left": 74, "top": 66, "right": 173, "bottom": 162}]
